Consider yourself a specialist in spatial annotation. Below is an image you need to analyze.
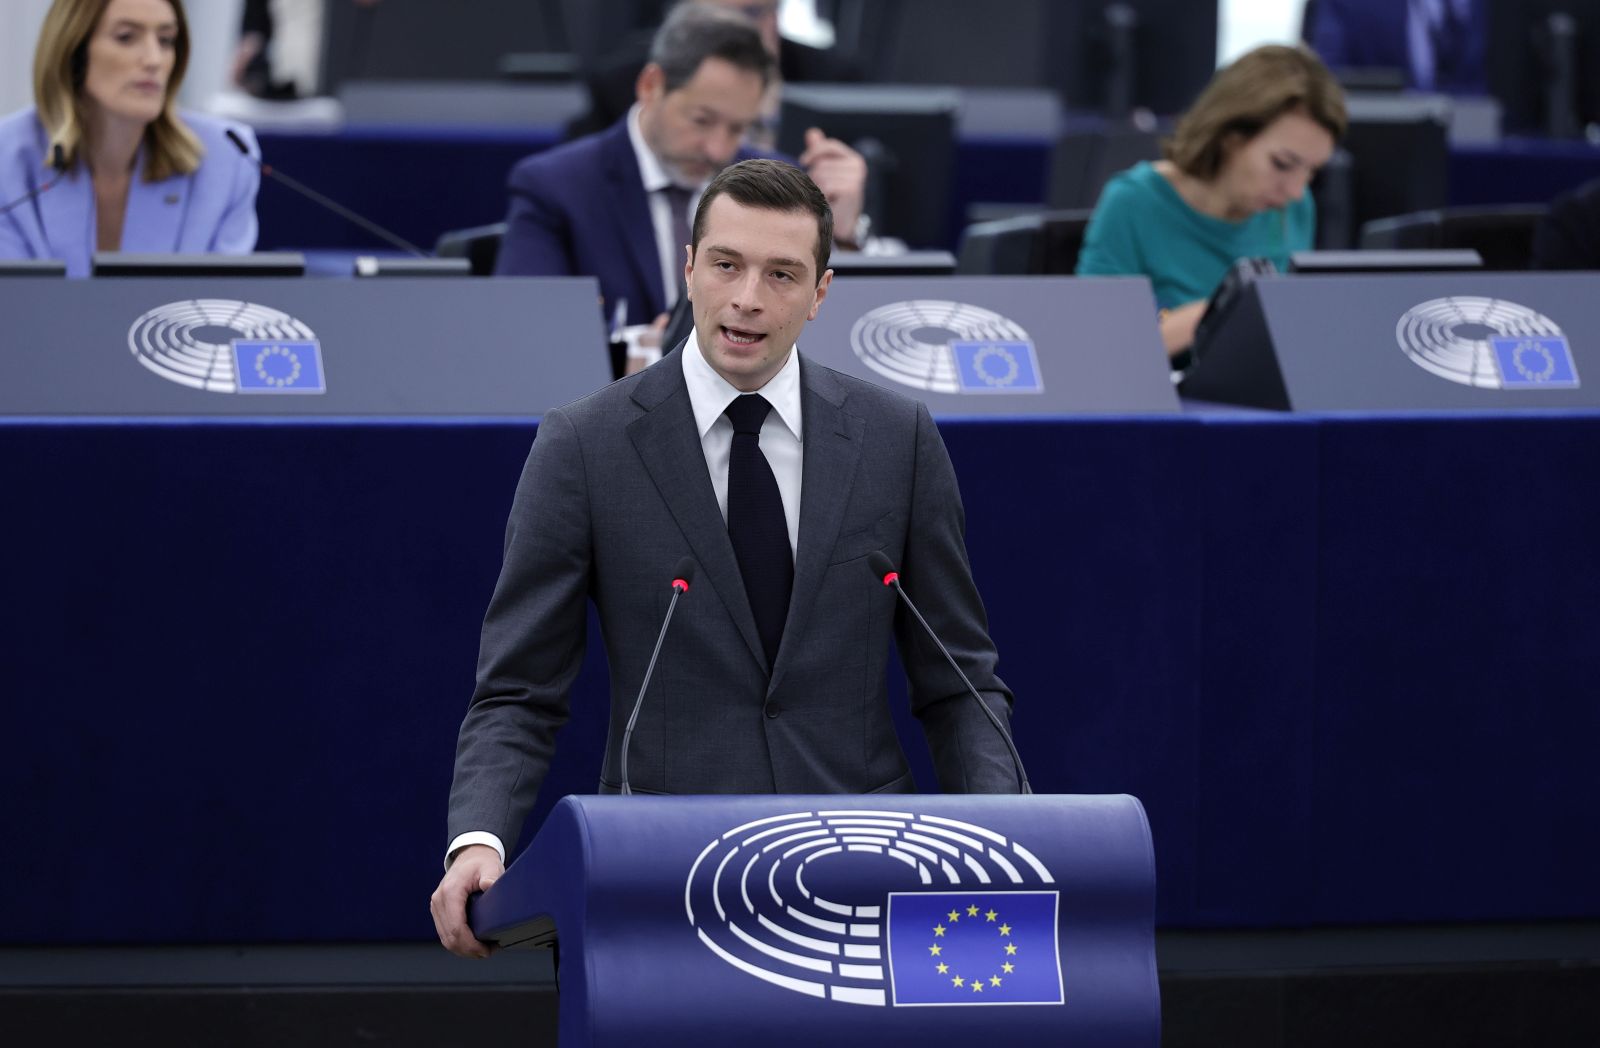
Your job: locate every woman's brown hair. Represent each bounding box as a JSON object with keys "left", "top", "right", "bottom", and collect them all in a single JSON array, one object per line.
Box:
[
  {"left": 33, "top": 0, "right": 202, "bottom": 182},
  {"left": 1166, "top": 44, "right": 1347, "bottom": 183}
]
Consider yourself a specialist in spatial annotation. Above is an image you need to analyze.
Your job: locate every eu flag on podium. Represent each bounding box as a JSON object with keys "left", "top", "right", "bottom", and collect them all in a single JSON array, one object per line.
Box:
[
  {"left": 232, "top": 339, "right": 326, "bottom": 393},
  {"left": 886, "top": 890, "right": 1063, "bottom": 1006}
]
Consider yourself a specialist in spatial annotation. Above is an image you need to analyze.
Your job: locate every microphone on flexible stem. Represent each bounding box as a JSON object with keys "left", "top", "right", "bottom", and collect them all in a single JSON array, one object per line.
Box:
[
  {"left": 222, "top": 128, "right": 427, "bottom": 257},
  {"left": 0, "top": 145, "right": 67, "bottom": 217},
  {"left": 620, "top": 557, "right": 696, "bottom": 796},
  {"left": 868, "top": 551, "right": 1032, "bottom": 794}
]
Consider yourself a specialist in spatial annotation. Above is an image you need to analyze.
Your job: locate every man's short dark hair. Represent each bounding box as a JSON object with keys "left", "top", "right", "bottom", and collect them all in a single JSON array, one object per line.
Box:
[
  {"left": 692, "top": 159, "right": 834, "bottom": 282},
  {"left": 650, "top": 3, "right": 775, "bottom": 93}
]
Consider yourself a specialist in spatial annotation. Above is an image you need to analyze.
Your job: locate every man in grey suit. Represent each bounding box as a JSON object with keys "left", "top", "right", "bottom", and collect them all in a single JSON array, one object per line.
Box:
[{"left": 432, "top": 159, "right": 1017, "bottom": 957}]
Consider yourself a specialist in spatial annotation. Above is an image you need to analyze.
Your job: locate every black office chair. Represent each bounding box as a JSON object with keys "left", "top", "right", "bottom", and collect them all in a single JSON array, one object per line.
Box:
[
  {"left": 1047, "top": 126, "right": 1164, "bottom": 211},
  {"left": 955, "top": 209, "right": 1093, "bottom": 275},
  {"left": 1359, "top": 205, "right": 1549, "bottom": 270},
  {"left": 435, "top": 222, "right": 507, "bottom": 276}
]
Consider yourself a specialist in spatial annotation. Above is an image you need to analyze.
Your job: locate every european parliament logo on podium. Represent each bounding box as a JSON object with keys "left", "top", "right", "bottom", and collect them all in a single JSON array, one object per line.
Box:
[
  {"left": 850, "top": 300, "right": 1044, "bottom": 395},
  {"left": 685, "top": 809, "right": 1065, "bottom": 1009},
  {"left": 127, "top": 299, "right": 325, "bottom": 395}
]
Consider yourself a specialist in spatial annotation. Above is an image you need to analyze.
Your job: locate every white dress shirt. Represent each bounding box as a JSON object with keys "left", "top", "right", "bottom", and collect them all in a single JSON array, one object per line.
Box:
[
  {"left": 445, "top": 339, "right": 804, "bottom": 869},
  {"left": 626, "top": 104, "right": 705, "bottom": 318},
  {"left": 680, "top": 332, "right": 804, "bottom": 555}
]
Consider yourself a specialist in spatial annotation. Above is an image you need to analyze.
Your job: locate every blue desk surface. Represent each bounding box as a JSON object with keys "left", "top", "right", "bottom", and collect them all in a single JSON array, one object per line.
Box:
[{"left": 3, "top": 409, "right": 1597, "bottom": 944}]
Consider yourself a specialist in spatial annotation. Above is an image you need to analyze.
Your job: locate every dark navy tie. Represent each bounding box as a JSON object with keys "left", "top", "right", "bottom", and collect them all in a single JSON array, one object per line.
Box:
[
  {"left": 724, "top": 394, "right": 792, "bottom": 669},
  {"left": 662, "top": 185, "right": 693, "bottom": 298}
]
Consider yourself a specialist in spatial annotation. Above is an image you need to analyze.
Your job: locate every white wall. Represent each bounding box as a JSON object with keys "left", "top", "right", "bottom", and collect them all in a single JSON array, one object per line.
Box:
[
  {"left": 0, "top": 0, "right": 54, "bottom": 115},
  {"left": 1219, "top": 0, "right": 1310, "bottom": 66},
  {"left": 0, "top": 0, "right": 243, "bottom": 117}
]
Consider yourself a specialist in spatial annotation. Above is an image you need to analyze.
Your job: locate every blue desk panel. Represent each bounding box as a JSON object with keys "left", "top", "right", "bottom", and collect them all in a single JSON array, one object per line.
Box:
[{"left": 3, "top": 413, "right": 1597, "bottom": 944}]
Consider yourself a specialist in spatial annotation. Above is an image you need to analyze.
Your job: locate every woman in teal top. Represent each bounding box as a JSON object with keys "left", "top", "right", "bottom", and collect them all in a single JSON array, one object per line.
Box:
[{"left": 1077, "top": 45, "right": 1346, "bottom": 360}]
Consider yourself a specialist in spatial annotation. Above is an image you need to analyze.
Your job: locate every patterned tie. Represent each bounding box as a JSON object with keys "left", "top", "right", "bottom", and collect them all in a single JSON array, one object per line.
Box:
[
  {"left": 662, "top": 185, "right": 694, "bottom": 299},
  {"left": 724, "top": 394, "right": 793, "bottom": 669}
]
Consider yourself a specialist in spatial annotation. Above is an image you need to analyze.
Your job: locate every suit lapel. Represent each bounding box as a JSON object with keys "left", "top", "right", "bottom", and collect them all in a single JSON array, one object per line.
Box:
[
  {"left": 602, "top": 122, "right": 666, "bottom": 321},
  {"left": 37, "top": 168, "right": 92, "bottom": 265},
  {"left": 628, "top": 354, "right": 767, "bottom": 670},
  {"left": 768, "top": 358, "right": 863, "bottom": 695}
]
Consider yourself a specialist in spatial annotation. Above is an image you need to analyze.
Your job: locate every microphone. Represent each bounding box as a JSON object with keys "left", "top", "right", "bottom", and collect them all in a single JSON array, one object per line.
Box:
[
  {"left": 0, "top": 144, "right": 67, "bottom": 218},
  {"left": 222, "top": 128, "right": 427, "bottom": 257},
  {"left": 868, "top": 551, "right": 1031, "bottom": 794},
  {"left": 619, "top": 557, "right": 696, "bottom": 796}
]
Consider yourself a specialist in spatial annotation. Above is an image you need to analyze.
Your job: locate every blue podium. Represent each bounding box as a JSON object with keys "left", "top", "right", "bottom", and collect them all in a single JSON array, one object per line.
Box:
[{"left": 471, "top": 795, "right": 1158, "bottom": 1047}]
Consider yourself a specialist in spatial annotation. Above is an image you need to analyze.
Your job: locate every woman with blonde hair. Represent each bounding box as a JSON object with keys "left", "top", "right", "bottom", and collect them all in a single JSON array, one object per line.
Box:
[
  {"left": 1076, "top": 45, "right": 1347, "bottom": 359},
  {"left": 0, "top": 0, "right": 259, "bottom": 275}
]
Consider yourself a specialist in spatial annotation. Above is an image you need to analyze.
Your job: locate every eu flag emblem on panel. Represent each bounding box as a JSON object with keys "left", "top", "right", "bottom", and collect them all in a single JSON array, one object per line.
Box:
[
  {"left": 1491, "top": 336, "right": 1580, "bottom": 389},
  {"left": 951, "top": 341, "right": 1043, "bottom": 393},
  {"left": 886, "top": 891, "right": 1063, "bottom": 1006},
  {"left": 233, "top": 340, "right": 326, "bottom": 394}
]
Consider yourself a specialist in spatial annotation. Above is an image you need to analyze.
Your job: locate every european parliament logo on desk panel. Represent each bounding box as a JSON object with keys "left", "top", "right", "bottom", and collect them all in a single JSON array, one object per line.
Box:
[
  {"left": 684, "top": 810, "right": 1065, "bottom": 1008},
  {"left": 1396, "top": 297, "right": 1579, "bottom": 390},
  {"left": 127, "top": 299, "right": 326, "bottom": 394},
  {"left": 850, "top": 301, "right": 1044, "bottom": 394}
]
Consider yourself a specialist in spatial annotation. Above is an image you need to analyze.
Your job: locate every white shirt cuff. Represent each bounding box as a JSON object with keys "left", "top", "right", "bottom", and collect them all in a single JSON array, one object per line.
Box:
[{"left": 445, "top": 832, "right": 505, "bottom": 871}]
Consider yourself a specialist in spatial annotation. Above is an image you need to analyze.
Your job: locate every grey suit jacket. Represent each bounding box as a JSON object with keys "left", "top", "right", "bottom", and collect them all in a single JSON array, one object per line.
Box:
[{"left": 447, "top": 348, "right": 1017, "bottom": 849}]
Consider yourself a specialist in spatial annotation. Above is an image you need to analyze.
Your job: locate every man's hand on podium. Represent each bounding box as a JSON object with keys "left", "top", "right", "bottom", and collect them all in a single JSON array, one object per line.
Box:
[{"left": 431, "top": 844, "right": 504, "bottom": 958}]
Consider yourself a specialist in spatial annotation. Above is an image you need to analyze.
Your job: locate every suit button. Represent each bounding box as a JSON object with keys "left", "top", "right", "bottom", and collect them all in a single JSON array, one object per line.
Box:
[{"left": 764, "top": 702, "right": 780, "bottom": 719}]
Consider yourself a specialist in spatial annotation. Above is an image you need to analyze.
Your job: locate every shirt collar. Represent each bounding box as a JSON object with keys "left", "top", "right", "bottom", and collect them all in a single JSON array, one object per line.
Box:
[
  {"left": 681, "top": 331, "right": 804, "bottom": 443},
  {"left": 627, "top": 103, "right": 672, "bottom": 194}
]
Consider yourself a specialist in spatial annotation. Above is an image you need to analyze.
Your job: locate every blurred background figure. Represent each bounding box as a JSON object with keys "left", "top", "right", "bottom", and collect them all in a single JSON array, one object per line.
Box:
[
  {"left": 566, "top": 0, "right": 861, "bottom": 144},
  {"left": 1307, "top": 0, "right": 1486, "bottom": 93},
  {"left": 494, "top": 2, "right": 865, "bottom": 376},
  {"left": 229, "top": 0, "right": 382, "bottom": 100},
  {"left": 1076, "top": 44, "right": 1346, "bottom": 360},
  {"left": 0, "top": 0, "right": 260, "bottom": 275}
]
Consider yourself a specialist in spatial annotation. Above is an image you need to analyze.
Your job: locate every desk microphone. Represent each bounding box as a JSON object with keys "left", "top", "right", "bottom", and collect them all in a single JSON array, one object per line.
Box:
[
  {"left": 0, "top": 145, "right": 67, "bottom": 218},
  {"left": 867, "top": 551, "right": 1031, "bottom": 794},
  {"left": 222, "top": 128, "right": 427, "bottom": 257},
  {"left": 620, "top": 557, "right": 696, "bottom": 796}
]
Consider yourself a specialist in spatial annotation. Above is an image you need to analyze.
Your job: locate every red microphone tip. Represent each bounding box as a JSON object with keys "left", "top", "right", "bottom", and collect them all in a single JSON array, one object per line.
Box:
[
  {"left": 881, "top": 571, "right": 899, "bottom": 586},
  {"left": 672, "top": 578, "right": 690, "bottom": 592}
]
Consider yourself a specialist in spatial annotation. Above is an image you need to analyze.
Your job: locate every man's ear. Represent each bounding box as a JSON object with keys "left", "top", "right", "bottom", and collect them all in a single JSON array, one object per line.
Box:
[
  {"left": 807, "top": 269, "right": 833, "bottom": 321},
  {"left": 683, "top": 242, "right": 695, "bottom": 296},
  {"left": 636, "top": 63, "right": 665, "bottom": 106}
]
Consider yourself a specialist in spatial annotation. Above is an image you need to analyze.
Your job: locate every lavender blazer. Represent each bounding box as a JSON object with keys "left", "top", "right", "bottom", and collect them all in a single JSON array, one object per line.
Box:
[{"left": 0, "top": 107, "right": 259, "bottom": 277}]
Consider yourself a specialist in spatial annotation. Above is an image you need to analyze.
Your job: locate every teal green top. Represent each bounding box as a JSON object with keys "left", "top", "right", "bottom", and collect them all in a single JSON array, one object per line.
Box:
[{"left": 1075, "top": 161, "right": 1316, "bottom": 309}]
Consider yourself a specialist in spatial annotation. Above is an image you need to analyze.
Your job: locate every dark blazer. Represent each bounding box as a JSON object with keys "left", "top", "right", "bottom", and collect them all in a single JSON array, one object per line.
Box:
[
  {"left": 447, "top": 348, "right": 1018, "bottom": 849},
  {"left": 494, "top": 117, "right": 765, "bottom": 324}
]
